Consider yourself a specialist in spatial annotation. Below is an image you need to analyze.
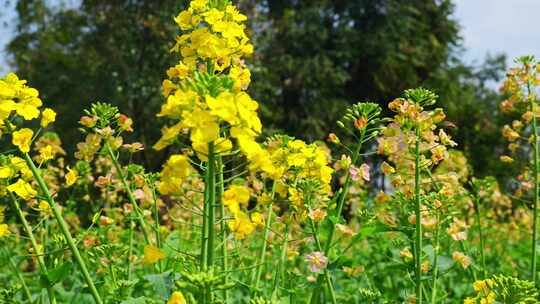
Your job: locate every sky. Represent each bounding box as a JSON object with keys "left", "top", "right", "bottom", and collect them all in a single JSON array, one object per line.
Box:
[
  {"left": 0, "top": 0, "right": 539, "bottom": 75},
  {"left": 453, "top": 0, "right": 540, "bottom": 65}
]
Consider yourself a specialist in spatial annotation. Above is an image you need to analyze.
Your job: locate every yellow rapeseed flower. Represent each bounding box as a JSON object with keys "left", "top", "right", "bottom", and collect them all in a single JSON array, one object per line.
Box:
[
  {"left": 143, "top": 245, "right": 165, "bottom": 264},
  {"left": 65, "top": 167, "right": 78, "bottom": 187},
  {"left": 167, "top": 291, "right": 187, "bottom": 304},
  {"left": 7, "top": 178, "right": 37, "bottom": 200},
  {"left": 39, "top": 145, "right": 54, "bottom": 162},
  {"left": 0, "top": 166, "right": 13, "bottom": 179},
  {"left": 12, "top": 128, "right": 34, "bottom": 153},
  {"left": 41, "top": 108, "right": 56, "bottom": 127},
  {"left": 0, "top": 224, "right": 9, "bottom": 237}
]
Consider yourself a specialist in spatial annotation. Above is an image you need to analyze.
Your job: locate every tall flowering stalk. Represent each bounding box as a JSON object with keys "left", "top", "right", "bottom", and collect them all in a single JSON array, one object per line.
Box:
[
  {"left": 499, "top": 56, "right": 540, "bottom": 282},
  {"left": 154, "top": 0, "right": 266, "bottom": 301},
  {"left": 78, "top": 103, "right": 152, "bottom": 245},
  {"left": 378, "top": 88, "right": 457, "bottom": 302}
]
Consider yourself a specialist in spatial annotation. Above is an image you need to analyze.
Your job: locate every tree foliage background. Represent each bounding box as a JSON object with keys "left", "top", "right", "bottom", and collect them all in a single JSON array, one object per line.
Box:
[{"left": 1, "top": 0, "right": 510, "bottom": 180}]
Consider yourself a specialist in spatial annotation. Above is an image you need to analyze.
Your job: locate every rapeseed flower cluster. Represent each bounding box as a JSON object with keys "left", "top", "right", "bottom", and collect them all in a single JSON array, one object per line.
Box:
[
  {"left": 464, "top": 279, "right": 496, "bottom": 304},
  {"left": 0, "top": 73, "right": 58, "bottom": 203},
  {"left": 221, "top": 137, "right": 333, "bottom": 239},
  {"left": 154, "top": 0, "right": 262, "bottom": 164},
  {"left": 499, "top": 56, "right": 540, "bottom": 198},
  {"left": 0, "top": 73, "right": 56, "bottom": 133},
  {"left": 266, "top": 136, "right": 333, "bottom": 216},
  {"left": 0, "top": 73, "right": 57, "bottom": 171},
  {"left": 378, "top": 91, "right": 455, "bottom": 198}
]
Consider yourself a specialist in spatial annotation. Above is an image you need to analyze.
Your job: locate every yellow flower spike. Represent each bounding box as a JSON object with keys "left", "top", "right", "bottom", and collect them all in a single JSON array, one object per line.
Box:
[
  {"left": 12, "top": 128, "right": 34, "bottom": 153},
  {"left": 0, "top": 224, "right": 9, "bottom": 237},
  {"left": 143, "top": 245, "right": 165, "bottom": 264},
  {"left": 7, "top": 178, "right": 38, "bottom": 200},
  {"left": 167, "top": 291, "right": 187, "bottom": 304},
  {"left": 65, "top": 167, "right": 79, "bottom": 187},
  {"left": 40, "top": 108, "right": 56, "bottom": 127}
]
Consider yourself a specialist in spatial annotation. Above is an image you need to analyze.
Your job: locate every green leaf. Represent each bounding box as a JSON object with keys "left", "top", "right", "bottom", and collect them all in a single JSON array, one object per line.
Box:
[
  {"left": 144, "top": 271, "right": 173, "bottom": 300},
  {"left": 47, "top": 262, "right": 72, "bottom": 285}
]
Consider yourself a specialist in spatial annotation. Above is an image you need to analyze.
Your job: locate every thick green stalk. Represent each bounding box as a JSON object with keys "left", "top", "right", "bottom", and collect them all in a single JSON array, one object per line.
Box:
[
  {"left": 206, "top": 142, "right": 216, "bottom": 268},
  {"left": 271, "top": 223, "right": 290, "bottom": 301},
  {"left": 430, "top": 211, "right": 440, "bottom": 304},
  {"left": 473, "top": 196, "right": 487, "bottom": 279},
  {"left": 217, "top": 156, "right": 228, "bottom": 302},
  {"left": 203, "top": 142, "right": 216, "bottom": 304},
  {"left": 201, "top": 171, "right": 209, "bottom": 271},
  {"left": 23, "top": 153, "right": 103, "bottom": 304},
  {"left": 8, "top": 192, "right": 56, "bottom": 304},
  {"left": 105, "top": 144, "right": 150, "bottom": 244},
  {"left": 251, "top": 182, "right": 276, "bottom": 293},
  {"left": 530, "top": 80, "right": 539, "bottom": 284},
  {"left": 414, "top": 127, "right": 423, "bottom": 303}
]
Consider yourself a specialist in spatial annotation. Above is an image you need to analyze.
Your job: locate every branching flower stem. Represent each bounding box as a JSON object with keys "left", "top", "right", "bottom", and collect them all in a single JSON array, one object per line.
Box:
[
  {"left": 105, "top": 143, "right": 151, "bottom": 244},
  {"left": 23, "top": 152, "right": 103, "bottom": 304}
]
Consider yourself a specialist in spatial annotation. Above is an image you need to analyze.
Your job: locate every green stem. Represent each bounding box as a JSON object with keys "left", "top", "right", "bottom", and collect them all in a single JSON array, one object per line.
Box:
[
  {"left": 8, "top": 191, "right": 56, "bottom": 304},
  {"left": 4, "top": 247, "right": 33, "bottom": 303},
  {"left": 206, "top": 142, "right": 216, "bottom": 268},
  {"left": 23, "top": 152, "right": 103, "bottom": 304},
  {"left": 272, "top": 222, "right": 290, "bottom": 301},
  {"left": 204, "top": 142, "right": 216, "bottom": 304},
  {"left": 431, "top": 211, "right": 440, "bottom": 304},
  {"left": 323, "top": 130, "right": 365, "bottom": 256},
  {"left": 149, "top": 181, "right": 162, "bottom": 272},
  {"left": 309, "top": 218, "right": 337, "bottom": 304},
  {"left": 529, "top": 79, "right": 539, "bottom": 284},
  {"left": 251, "top": 183, "right": 276, "bottom": 294},
  {"left": 459, "top": 241, "right": 477, "bottom": 281},
  {"left": 473, "top": 195, "right": 487, "bottom": 279},
  {"left": 201, "top": 170, "right": 209, "bottom": 272},
  {"left": 105, "top": 143, "right": 150, "bottom": 244},
  {"left": 309, "top": 129, "right": 365, "bottom": 303},
  {"left": 217, "top": 156, "right": 228, "bottom": 302},
  {"left": 127, "top": 219, "right": 134, "bottom": 281},
  {"left": 414, "top": 127, "right": 423, "bottom": 304}
]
